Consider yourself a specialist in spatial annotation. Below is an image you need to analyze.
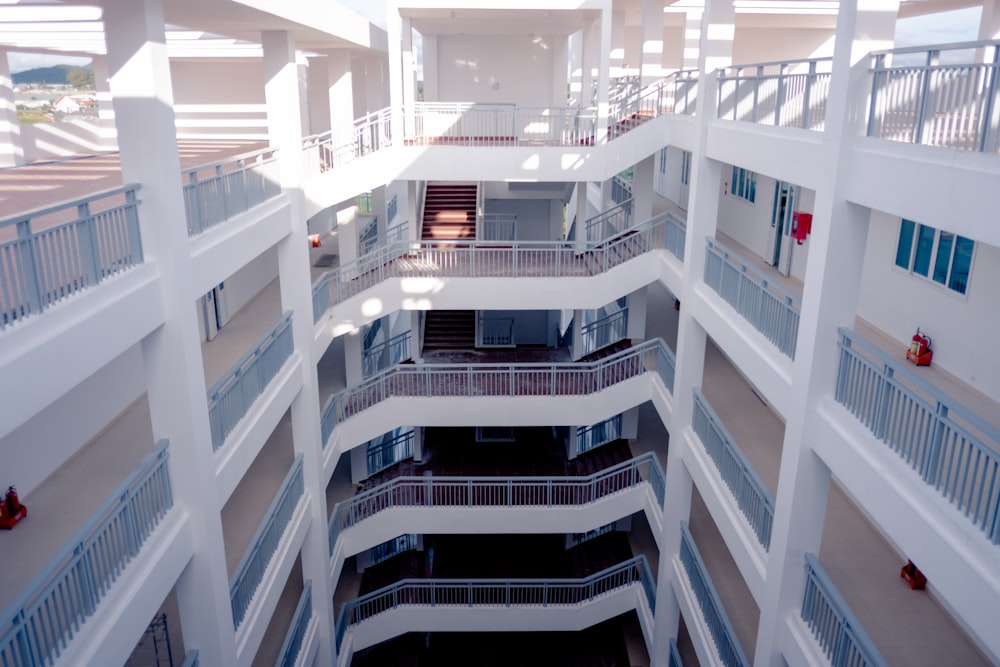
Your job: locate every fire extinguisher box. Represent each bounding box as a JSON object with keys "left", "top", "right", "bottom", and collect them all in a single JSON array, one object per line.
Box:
[{"left": 791, "top": 212, "right": 812, "bottom": 245}]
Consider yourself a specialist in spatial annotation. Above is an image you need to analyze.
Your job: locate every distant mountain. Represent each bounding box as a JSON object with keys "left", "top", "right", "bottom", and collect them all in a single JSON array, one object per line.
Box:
[{"left": 14, "top": 65, "right": 93, "bottom": 86}]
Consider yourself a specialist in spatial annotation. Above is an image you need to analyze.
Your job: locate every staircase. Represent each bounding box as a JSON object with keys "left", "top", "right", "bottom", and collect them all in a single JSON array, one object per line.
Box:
[
  {"left": 422, "top": 183, "right": 477, "bottom": 240},
  {"left": 423, "top": 310, "right": 475, "bottom": 349},
  {"left": 579, "top": 339, "right": 632, "bottom": 363}
]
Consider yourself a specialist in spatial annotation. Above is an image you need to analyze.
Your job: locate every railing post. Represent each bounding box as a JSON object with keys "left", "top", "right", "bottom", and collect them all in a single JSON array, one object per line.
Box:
[
  {"left": 978, "top": 46, "right": 1000, "bottom": 153},
  {"left": 125, "top": 188, "right": 143, "bottom": 261},
  {"left": 914, "top": 50, "right": 939, "bottom": 145},
  {"left": 872, "top": 364, "right": 895, "bottom": 440},
  {"left": 774, "top": 64, "right": 786, "bottom": 126},
  {"left": 802, "top": 61, "right": 816, "bottom": 129},
  {"left": 867, "top": 53, "right": 886, "bottom": 138},
  {"left": 922, "top": 402, "right": 950, "bottom": 487},
  {"left": 15, "top": 219, "right": 44, "bottom": 313},
  {"left": 76, "top": 201, "right": 101, "bottom": 285},
  {"left": 752, "top": 67, "right": 762, "bottom": 122}
]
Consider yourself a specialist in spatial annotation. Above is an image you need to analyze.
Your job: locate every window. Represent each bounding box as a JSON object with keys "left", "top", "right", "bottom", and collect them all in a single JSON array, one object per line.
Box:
[
  {"left": 680, "top": 150, "right": 691, "bottom": 186},
  {"left": 731, "top": 166, "right": 756, "bottom": 203},
  {"left": 895, "top": 219, "right": 974, "bottom": 295}
]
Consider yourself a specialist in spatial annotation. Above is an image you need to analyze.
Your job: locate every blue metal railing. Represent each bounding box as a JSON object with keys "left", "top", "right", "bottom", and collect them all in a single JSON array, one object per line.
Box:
[
  {"left": 366, "top": 429, "right": 415, "bottom": 476},
  {"left": 868, "top": 40, "right": 1000, "bottom": 154},
  {"left": 835, "top": 328, "right": 1000, "bottom": 543},
  {"left": 387, "top": 194, "right": 398, "bottom": 223},
  {"left": 359, "top": 215, "right": 380, "bottom": 256},
  {"left": 329, "top": 453, "right": 665, "bottom": 556},
  {"left": 478, "top": 317, "right": 515, "bottom": 347},
  {"left": 704, "top": 237, "right": 801, "bottom": 359},
  {"left": 274, "top": 580, "right": 313, "bottom": 667},
  {"left": 0, "top": 441, "right": 173, "bottom": 667},
  {"left": 802, "top": 554, "right": 888, "bottom": 667},
  {"left": 692, "top": 389, "right": 775, "bottom": 550},
  {"left": 181, "top": 650, "right": 199, "bottom": 667},
  {"left": 183, "top": 148, "right": 280, "bottom": 236},
  {"left": 577, "top": 413, "right": 624, "bottom": 455},
  {"left": 717, "top": 58, "right": 833, "bottom": 131},
  {"left": 311, "top": 212, "right": 674, "bottom": 314},
  {"left": 335, "top": 555, "right": 655, "bottom": 653},
  {"left": 665, "top": 211, "right": 686, "bottom": 261},
  {"left": 668, "top": 638, "right": 684, "bottom": 667},
  {"left": 320, "top": 337, "right": 675, "bottom": 435},
  {"left": 481, "top": 214, "right": 517, "bottom": 241},
  {"left": 369, "top": 534, "right": 419, "bottom": 567},
  {"left": 362, "top": 330, "right": 412, "bottom": 378},
  {"left": 230, "top": 455, "right": 305, "bottom": 630},
  {"left": 1, "top": 184, "right": 144, "bottom": 329},
  {"left": 585, "top": 199, "right": 633, "bottom": 243},
  {"left": 207, "top": 311, "right": 294, "bottom": 451},
  {"left": 611, "top": 175, "right": 632, "bottom": 206},
  {"left": 678, "top": 522, "right": 750, "bottom": 667},
  {"left": 580, "top": 309, "right": 629, "bottom": 357}
]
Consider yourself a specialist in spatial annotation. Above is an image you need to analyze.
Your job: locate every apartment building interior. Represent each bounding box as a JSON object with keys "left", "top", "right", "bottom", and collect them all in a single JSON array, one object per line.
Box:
[{"left": 0, "top": 0, "right": 999, "bottom": 666}]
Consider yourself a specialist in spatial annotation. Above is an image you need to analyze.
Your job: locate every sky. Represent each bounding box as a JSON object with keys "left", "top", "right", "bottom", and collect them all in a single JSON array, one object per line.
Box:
[{"left": 5, "top": 4, "right": 984, "bottom": 74}]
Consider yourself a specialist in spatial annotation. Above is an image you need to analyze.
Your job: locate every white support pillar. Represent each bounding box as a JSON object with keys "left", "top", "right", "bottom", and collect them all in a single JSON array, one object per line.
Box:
[
  {"left": 980, "top": 0, "right": 1000, "bottom": 40},
  {"left": 262, "top": 29, "right": 338, "bottom": 667},
  {"left": 569, "top": 30, "right": 584, "bottom": 104},
  {"left": 420, "top": 36, "right": 438, "bottom": 102},
  {"left": 409, "top": 310, "right": 423, "bottom": 361},
  {"left": 306, "top": 56, "right": 331, "bottom": 135},
  {"left": 626, "top": 286, "right": 647, "bottom": 342},
  {"left": 327, "top": 50, "right": 354, "bottom": 135},
  {"left": 596, "top": 7, "right": 612, "bottom": 143},
  {"left": 581, "top": 20, "right": 598, "bottom": 109},
  {"left": 365, "top": 56, "right": 388, "bottom": 110},
  {"left": 401, "top": 18, "right": 417, "bottom": 137},
  {"left": 344, "top": 329, "right": 364, "bottom": 388},
  {"left": 682, "top": 10, "right": 703, "bottom": 72},
  {"left": 372, "top": 184, "right": 388, "bottom": 246},
  {"left": 102, "top": 1, "right": 236, "bottom": 665},
  {"left": 91, "top": 56, "right": 117, "bottom": 149},
  {"left": 387, "top": 8, "right": 404, "bottom": 147},
  {"left": 611, "top": 9, "right": 627, "bottom": 78},
  {"left": 407, "top": 180, "right": 419, "bottom": 241},
  {"left": 641, "top": 0, "right": 666, "bottom": 85},
  {"left": 552, "top": 35, "right": 569, "bottom": 106},
  {"left": 751, "top": 3, "right": 898, "bottom": 666},
  {"left": 0, "top": 51, "right": 23, "bottom": 166},
  {"left": 574, "top": 181, "right": 589, "bottom": 250},
  {"left": 633, "top": 153, "right": 655, "bottom": 223}
]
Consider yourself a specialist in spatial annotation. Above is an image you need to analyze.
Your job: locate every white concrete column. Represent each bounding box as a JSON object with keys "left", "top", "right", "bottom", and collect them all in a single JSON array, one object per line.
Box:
[
  {"left": 344, "top": 329, "right": 364, "bottom": 387},
  {"left": 407, "top": 180, "right": 419, "bottom": 241},
  {"left": 682, "top": 10, "right": 703, "bottom": 72},
  {"left": 581, "top": 20, "right": 598, "bottom": 108},
  {"left": 574, "top": 181, "right": 589, "bottom": 250},
  {"left": 0, "top": 51, "right": 23, "bottom": 166},
  {"left": 980, "top": 0, "right": 1000, "bottom": 40},
  {"left": 365, "top": 56, "right": 388, "bottom": 110},
  {"left": 596, "top": 7, "right": 612, "bottom": 143},
  {"left": 611, "top": 9, "right": 627, "bottom": 78},
  {"left": 91, "top": 56, "right": 117, "bottom": 149},
  {"left": 552, "top": 35, "right": 569, "bottom": 106},
  {"left": 641, "top": 0, "right": 666, "bottom": 85},
  {"left": 351, "top": 57, "right": 368, "bottom": 119},
  {"left": 401, "top": 18, "right": 417, "bottom": 136},
  {"left": 633, "top": 153, "right": 655, "bottom": 223},
  {"left": 751, "top": 3, "right": 898, "bottom": 666},
  {"left": 409, "top": 310, "right": 423, "bottom": 361},
  {"left": 569, "top": 30, "right": 584, "bottom": 104},
  {"left": 372, "top": 184, "right": 388, "bottom": 245},
  {"left": 306, "top": 56, "right": 331, "bottom": 135},
  {"left": 420, "top": 36, "right": 438, "bottom": 102},
  {"left": 326, "top": 50, "right": 354, "bottom": 134},
  {"left": 102, "top": 1, "right": 236, "bottom": 664},
  {"left": 387, "top": 8, "right": 404, "bottom": 146},
  {"left": 262, "top": 29, "right": 338, "bottom": 667},
  {"left": 626, "top": 286, "right": 647, "bottom": 342}
]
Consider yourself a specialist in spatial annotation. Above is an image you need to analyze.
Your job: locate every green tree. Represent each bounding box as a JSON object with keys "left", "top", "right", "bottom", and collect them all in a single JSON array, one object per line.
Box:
[{"left": 67, "top": 67, "right": 94, "bottom": 89}]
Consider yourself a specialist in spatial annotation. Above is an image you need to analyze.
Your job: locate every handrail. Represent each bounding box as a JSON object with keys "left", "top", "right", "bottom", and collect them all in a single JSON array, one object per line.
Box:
[
  {"left": 366, "top": 429, "right": 415, "bottom": 476},
  {"left": 481, "top": 213, "right": 517, "bottom": 241},
  {"left": 312, "top": 210, "right": 675, "bottom": 316},
  {"left": 720, "top": 56, "right": 834, "bottom": 72},
  {"left": 1, "top": 184, "right": 144, "bottom": 329},
  {"left": 181, "top": 146, "right": 278, "bottom": 177},
  {"left": 183, "top": 148, "right": 281, "bottom": 236},
  {"left": 478, "top": 316, "right": 515, "bottom": 347},
  {"left": 274, "top": 580, "right": 313, "bottom": 667},
  {"left": 692, "top": 389, "right": 774, "bottom": 550},
  {"left": 704, "top": 237, "right": 801, "bottom": 359},
  {"left": 665, "top": 211, "right": 687, "bottom": 261},
  {"left": 679, "top": 522, "right": 750, "bottom": 667},
  {"left": 717, "top": 57, "right": 833, "bottom": 130},
  {"left": 870, "top": 38, "right": 1000, "bottom": 57},
  {"left": 335, "top": 555, "right": 655, "bottom": 652},
  {"left": 576, "top": 413, "right": 624, "bottom": 455},
  {"left": 669, "top": 638, "right": 684, "bottom": 667},
  {"left": 0, "top": 441, "right": 173, "bottom": 667},
  {"left": 328, "top": 452, "right": 666, "bottom": 555},
  {"left": 802, "top": 554, "right": 888, "bottom": 667},
  {"left": 180, "top": 650, "right": 200, "bottom": 667},
  {"left": 320, "top": 337, "right": 675, "bottom": 434},
  {"left": 585, "top": 198, "right": 633, "bottom": 243},
  {"left": 362, "top": 330, "right": 412, "bottom": 378},
  {"left": 835, "top": 328, "right": 1000, "bottom": 542},
  {"left": 207, "top": 311, "right": 295, "bottom": 451},
  {"left": 230, "top": 454, "right": 305, "bottom": 630},
  {"left": 579, "top": 308, "right": 629, "bottom": 357}
]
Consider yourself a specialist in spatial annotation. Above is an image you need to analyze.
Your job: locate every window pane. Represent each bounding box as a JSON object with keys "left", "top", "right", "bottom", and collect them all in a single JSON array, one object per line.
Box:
[
  {"left": 912, "top": 224, "right": 936, "bottom": 276},
  {"left": 949, "top": 236, "right": 974, "bottom": 294},
  {"left": 732, "top": 166, "right": 739, "bottom": 192},
  {"left": 895, "top": 219, "right": 915, "bottom": 269},
  {"left": 749, "top": 174, "right": 756, "bottom": 202},
  {"left": 932, "top": 231, "right": 954, "bottom": 284}
]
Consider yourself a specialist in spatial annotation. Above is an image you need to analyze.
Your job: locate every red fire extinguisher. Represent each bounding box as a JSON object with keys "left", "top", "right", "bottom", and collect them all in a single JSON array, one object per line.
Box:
[
  {"left": 906, "top": 328, "right": 933, "bottom": 366},
  {"left": 5, "top": 486, "right": 20, "bottom": 515}
]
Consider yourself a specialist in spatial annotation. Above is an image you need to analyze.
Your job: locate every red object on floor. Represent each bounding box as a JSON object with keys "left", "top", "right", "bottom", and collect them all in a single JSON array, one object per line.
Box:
[
  {"left": 0, "top": 502, "right": 27, "bottom": 529},
  {"left": 309, "top": 233, "right": 321, "bottom": 248},
  {"left": 900, "top": 560, "right": 927, "bottom": 590}
]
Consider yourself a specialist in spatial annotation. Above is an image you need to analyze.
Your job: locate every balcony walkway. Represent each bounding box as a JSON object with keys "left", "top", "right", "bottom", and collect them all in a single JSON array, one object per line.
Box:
[{"left": 0, "top": 140, "right": 267, "bottom": 218}]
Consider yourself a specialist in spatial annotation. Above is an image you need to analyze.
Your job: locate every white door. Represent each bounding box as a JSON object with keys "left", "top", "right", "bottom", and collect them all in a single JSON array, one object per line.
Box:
[{"left": 768, "top": 182, "right": 795, "bottom": 276}]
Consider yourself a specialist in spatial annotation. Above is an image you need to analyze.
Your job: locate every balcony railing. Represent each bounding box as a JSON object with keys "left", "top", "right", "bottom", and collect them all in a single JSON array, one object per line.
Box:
[
  {"left": 334, "top": 555, "right": 655, "bottom": 653},
  {"left": 183, "top": 147, "right": 281, "bottom": 236},
  {"left": 585, "top": 199, "right": 633, "bottom": 243},
  {"left": 717, "top": 58, "right": 833, "bottom": 131},
  {"left": 477, "top": 317, "right": 515, "bottom": 348},
  {"left": 802, "top": 554, "right": 887, "bottom": 667},
  {"left": 610, "top": 174, "right": 632, "bottom": 205},
  {"left": 576, "top": 413, "right": 624, "bottom": 455},
  {"left": 362, "top": 330, "right": 412, "bottom": 378},
  {"left": 0, "top": 441, "right": 173, "bottom": 667},
  {"left": 662, "top": 70, "right": 700, "bottom": 116},
  {"left": 704, "top": 238, "right": 801, "bottom": 359},
  {"left": 303, "top": 107, "right": 393, "bottom": 174},
  {"left": 359, "top": 215, "right": 379, "bottom": 256},
  {"left": 692, "top": 390, "right": 774, "bottom": 550},
  {"left": 868, "top": 40, "right": 1000, "bottom": 153},
  {"left": 181, "top": 650, "right": 199, "bottom": 667},
  {"left": 328, "top": 453, "right": 666, "bottom": 555},
  {"left": 679, "top": 522, "right": 750, "bottom": 667},
  {"left": 312, "top": 212, "right": 675, "bottom": 317},
  {"left": 665, "top": 211, "right": 687, "bottom": 261},
  {"left": 230, "top": 454, "right": 305, "bottom": 630},
  {"left": 207, "top": 311, "right": 294, "bottom": 451},
  {"left": 320, "top": 337, "right": 675, "bottom": 435},
  {"left": 274, "top": 580, "right": 313, "bottom": 667},
  {"left": 406, "top": 103, "right": 598, "bottom": 147},
  {"left": 835, "top": 328, "right": 1000, "bottom": 543},
  {"left": 669, "top": 638, "right": 684, "bottom": 667},
  {"left": 481, "top": 213, "right": 517, "bottom": 241},
  {"left": 579, "top": 309, "right": 629, "bottom": 357},
  {"left": 366, "top": 429, "right": 415, "bottom": 476},
  {"left": 387, "top": 194, "right": 398, "bottom": 224},
  {"left": 1, "top": 185, "right": 143, "bottom": 329}
]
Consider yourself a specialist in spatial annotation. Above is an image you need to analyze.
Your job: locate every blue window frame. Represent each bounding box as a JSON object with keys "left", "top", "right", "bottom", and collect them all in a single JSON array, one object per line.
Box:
[
  {"left": 895, "top": 219, "right": 974, "bottom": 295},
  {"left": 731, "top": 166, "right": 756, "bottom": 203}
]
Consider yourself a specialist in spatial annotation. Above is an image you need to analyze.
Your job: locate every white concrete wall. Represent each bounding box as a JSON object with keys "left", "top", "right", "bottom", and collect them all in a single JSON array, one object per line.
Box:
[
  {"left": 717, "top": 170, "right": 773, "bottom": 260},
  {"left": 433, "top": 35, "right": 563, "bottom": 106},
  {"left": 484, "top": 197, "right": 557, "bottom": 241},
  {"left": 170, "top": 60, "right": 267, "bottom": 140},
  {"left": 485, "top": 309, "right": 555, "bottom": 345},
  {"left": 733, "top": 26, "right": 837, "bottom": 64},
  {"left": 221, "top": 248, "right": 280, "bottom": 323},
  {"left": 20, "top": 119, "right": 110, "bottom": 162},
  {"left": 857, "top": 211, "right": 1000, "bottom": 402},
  {"left": 0, "top": 344, "right": 145, "bottom": 496}
]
